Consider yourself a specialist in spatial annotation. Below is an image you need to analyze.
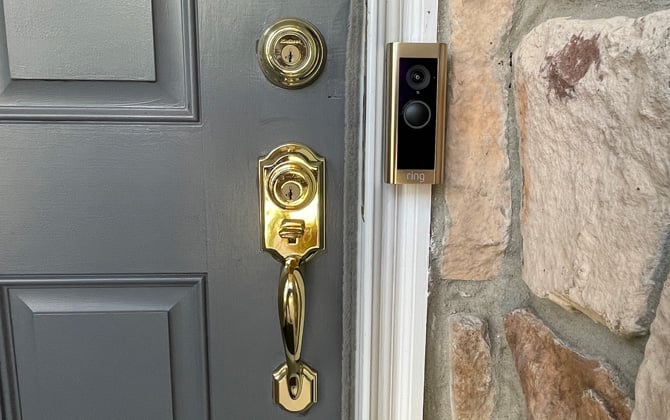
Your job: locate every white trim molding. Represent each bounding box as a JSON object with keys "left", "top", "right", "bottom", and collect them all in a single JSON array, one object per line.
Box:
[{"left": 356, "top": 0, "right": 438, "bottom": 419}]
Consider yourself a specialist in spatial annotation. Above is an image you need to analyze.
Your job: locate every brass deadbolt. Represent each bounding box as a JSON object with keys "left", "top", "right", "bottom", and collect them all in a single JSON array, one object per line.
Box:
[{"left": 257, "top": 18, "right": 327, "bottom": 89}]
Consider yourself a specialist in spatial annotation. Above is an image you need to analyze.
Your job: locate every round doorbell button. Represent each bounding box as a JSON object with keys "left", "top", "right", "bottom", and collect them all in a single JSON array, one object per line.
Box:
[{"left": 402, "top": 100, "right": 432, "bottom": 129}]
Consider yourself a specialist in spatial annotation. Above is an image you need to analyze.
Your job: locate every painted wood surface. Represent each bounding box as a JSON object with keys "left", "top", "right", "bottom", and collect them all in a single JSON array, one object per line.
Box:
[
  {"left": 5, "top": 0, "right": 156, "bottom": 80},
  {"left": 0, "top": 0, "right": 196, "bottom": 121},
  {"left": 0, "top": 0, "right": 349, "bottom": 417},
  {"left": 2, "top": 276, "right": 207, "bottom": 420}
]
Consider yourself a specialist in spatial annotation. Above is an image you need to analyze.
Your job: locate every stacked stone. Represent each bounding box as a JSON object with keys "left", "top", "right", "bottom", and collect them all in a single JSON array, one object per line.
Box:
[{"left": 428, "top": 4, "right": 670, "bottom": 420}]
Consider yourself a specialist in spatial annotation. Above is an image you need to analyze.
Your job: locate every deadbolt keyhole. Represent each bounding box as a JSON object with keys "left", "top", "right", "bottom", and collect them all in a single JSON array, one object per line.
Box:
[{"left": 281, "top": 45, "right": 302, "bottom": 67}]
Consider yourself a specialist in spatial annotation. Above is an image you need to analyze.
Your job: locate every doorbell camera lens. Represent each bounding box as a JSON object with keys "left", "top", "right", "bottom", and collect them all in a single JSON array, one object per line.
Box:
[
  {"left": 406, "top": 64, "right": 431, "bottom": 90},
  {"left": 402, "top": 100, "right": 431, "bottom": 129}
]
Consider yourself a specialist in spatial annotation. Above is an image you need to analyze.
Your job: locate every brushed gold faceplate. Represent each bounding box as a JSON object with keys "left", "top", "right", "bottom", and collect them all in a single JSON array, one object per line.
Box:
[
  {"left": 385, "top": 42, "right": 448, "bottom": 184},
  {"left": 258, "top": 18, "right": 327, "bottom": 89}
]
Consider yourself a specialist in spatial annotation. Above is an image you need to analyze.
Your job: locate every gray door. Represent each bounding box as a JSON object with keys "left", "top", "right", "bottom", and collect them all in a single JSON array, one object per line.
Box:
[{"left": 0, "top": 0, "right": 348, "bottom": 418}]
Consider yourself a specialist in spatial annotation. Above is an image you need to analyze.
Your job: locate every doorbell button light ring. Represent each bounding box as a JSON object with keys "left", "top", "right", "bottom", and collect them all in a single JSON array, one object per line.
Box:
[{"left": 384, "top": 42, "right": 448, "bottom": 185}]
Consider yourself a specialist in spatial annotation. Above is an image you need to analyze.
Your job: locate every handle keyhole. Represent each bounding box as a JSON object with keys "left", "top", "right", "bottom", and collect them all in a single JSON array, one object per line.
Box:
[{"left": 279, "top": 180, "right": 303, "bottom": 204}]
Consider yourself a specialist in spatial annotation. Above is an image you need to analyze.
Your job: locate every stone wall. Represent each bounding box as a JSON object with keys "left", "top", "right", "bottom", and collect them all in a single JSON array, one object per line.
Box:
[{"left": 425, "top": 1, "right": 670, "bottom": 419}]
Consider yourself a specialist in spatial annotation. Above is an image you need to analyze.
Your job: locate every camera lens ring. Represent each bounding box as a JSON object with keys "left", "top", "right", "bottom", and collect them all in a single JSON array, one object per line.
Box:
[
  {"left": 402, "top": 100, "right": 432, "bottom": 129},
  {"left": 406, "top": 64, "right": 431, "bottom": 90}
]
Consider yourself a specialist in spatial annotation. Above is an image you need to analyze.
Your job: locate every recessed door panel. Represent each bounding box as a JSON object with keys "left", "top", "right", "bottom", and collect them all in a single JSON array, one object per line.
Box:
[
  {"left": 1, "top": 276, "right": 208, "bottom": 420},
  {"left": 0, "top": 0, "right": 197, "bottom": 121},
  {"left": 4, "top": 0, "right": 156, "bottom": 81}
]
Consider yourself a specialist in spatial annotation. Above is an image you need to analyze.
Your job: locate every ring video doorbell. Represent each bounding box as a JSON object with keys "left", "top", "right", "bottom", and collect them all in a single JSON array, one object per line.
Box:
[{"left": 384, "top": 42, "right": 447, "bottom": 184}]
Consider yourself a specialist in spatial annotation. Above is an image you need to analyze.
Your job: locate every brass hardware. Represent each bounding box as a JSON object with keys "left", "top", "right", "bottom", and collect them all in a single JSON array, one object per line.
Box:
[
  {"left": 259, "top": 143, "right": 324, "bottom": 263},
  {"left": 259, "top": 143, "right": 324, "bottom": 413},
  {"left": 273, "top": 363, "right": 317, "bottom": 413},
  {"left": 257, "top": 18, "right": 327, "bottom": 89},
  {"left": 384, "top": 42, "right": 448, "bottom": 184},
  {"left": 273, "top": 257, "right": 318, "bottom": 412}
]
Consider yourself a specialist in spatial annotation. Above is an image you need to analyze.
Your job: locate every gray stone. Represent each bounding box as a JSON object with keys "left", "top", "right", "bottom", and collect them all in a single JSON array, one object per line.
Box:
[
  {"left": 632, "top": 274, "right": 670, "bottom": 420},
  {"left": 515, "top": 10, "right": 670, "bottom": 335},
  {"left": 504, "top": 309, "right": 632, "bottom": 419},
  {"left": 448, "top": 314, "right": 494, "bottom": 420}
]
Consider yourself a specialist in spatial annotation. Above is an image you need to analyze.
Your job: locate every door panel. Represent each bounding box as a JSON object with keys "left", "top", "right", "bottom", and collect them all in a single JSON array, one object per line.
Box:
[
  {"left": 0, "top": 0, "right": 348, "bottom": 418},
  {"left": 2, "top": 276, "right": 207, "bottom": 420},
  {"left": 5, "top": 0, "right": 156, "bottom": 81},
  {"left": 0, "top": 0, "right": 197, "bottom": 121}
]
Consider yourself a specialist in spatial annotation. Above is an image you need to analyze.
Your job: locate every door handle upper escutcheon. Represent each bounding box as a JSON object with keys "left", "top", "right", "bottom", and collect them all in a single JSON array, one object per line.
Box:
[{"left": 258, "top": 143, "right": 324, "bottom": 413}]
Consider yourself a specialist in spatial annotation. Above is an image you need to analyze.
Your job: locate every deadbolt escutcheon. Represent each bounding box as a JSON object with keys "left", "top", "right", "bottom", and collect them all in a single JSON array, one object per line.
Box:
[{"left": 257, "top": 18, "right": 327, "bottom": 89}]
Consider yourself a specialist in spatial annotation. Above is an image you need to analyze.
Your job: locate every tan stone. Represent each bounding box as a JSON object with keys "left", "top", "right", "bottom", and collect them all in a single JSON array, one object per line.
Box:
[
  {"left": 515, "top": 10, "right": 670, "bottom": 335},
  {"left": 503, "top": 309, "right": 632, "bottom": 419},
  {"left": 582, "top": 390, "right": 617, "bottom": 420},
  {"left": 632, "top": 274, "right": 670, "bottom": 420},
  {"left": 448, "top": 314, "right": 494, "bottom": 420},
  {"left": 437, "top": 0, "right": 512, "bottom": 280}
]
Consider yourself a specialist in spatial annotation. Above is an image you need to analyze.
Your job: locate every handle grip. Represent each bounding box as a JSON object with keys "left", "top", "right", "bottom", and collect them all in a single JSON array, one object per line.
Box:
[{"left": 278, "top": 256, "right": 305, "bottom": 398}]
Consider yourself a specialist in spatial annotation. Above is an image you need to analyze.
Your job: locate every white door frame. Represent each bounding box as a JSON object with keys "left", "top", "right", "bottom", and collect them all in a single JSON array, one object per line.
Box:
[{"left": 355, "top": 0, "right": 438, "bottom": 419}]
